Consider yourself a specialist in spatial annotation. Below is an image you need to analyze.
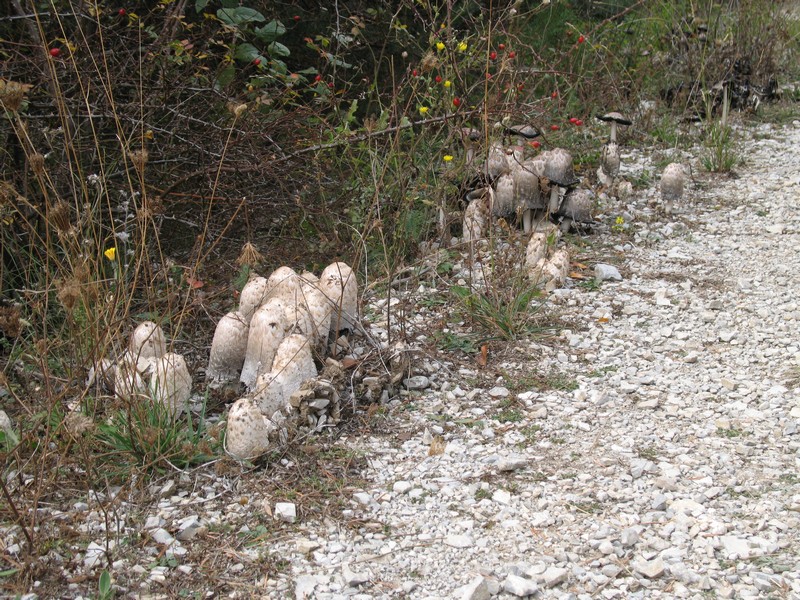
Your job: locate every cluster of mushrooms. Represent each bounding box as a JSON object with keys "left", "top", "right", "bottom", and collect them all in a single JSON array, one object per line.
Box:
[
  {"left": 206, "top": 262, "right": 358, "bottom": 460},
  {"left": 88, "top": 321, "right": 192, "bottom": 416}
]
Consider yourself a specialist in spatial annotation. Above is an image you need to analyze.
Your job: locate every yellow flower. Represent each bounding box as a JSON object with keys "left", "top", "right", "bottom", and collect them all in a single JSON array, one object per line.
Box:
[
  {"left": 104, "top": 247, "right": 116, "bottom": 261},
  {"left": 419, "top": 106, "right": 429, "bottom": 115},
  {"left": 436, "top": 42, "right": 445, "bottom": 51},
  {"left": 457, "top": 42, "right": 468, "bottom": 52},
  {"left": 444, "top": 80, "right": 451, "bottom": 88},
  {"left": 443, "top": 155, "right": 453, "bottom": 162},
  {"left": 615, "top": 216, "right": 624, "bottom": 225}
]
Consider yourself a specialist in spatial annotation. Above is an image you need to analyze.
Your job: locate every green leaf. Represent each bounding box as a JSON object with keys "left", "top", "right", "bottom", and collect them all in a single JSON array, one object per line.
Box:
[
  {"left": 214, "top": 64, "right": 236, "bottom": 91},
  {"left": 98, "top": 570, "right": 112, "bottom": 597},
  {"left": 0, "top": 568, "right": 19, "bottom": 577},
  {"left": 267, "top": 41, "right": 290, "bottom": 57},
  {"left": 216, "top": 7, "right": 265, "bottom": 26},
  {"left": 194, "top": 0, "right": 209, "bottom": 12},
  {"left": 270, "top": 59, "right": 287, "bottom": 74},
  {"left": 254, "top": 20, "right": 286, "bottom": 43},
  {"left": 234, "top": 43, "right": 261, "bottom": 62}
]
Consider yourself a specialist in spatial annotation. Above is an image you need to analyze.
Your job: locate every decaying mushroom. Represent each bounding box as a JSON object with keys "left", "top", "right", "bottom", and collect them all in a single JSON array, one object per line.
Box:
[
  {"left": 524, "top": 224, "right": 561, "bottom": 273},
  {"left": 462, "top": 188, "right": 491, "bottom": 242},
  {"left": 505, "top": 123, "right": 541, "bottom": 148},
  {"left": 485, "top": 141, "right": 509, "bottom": 180},
  {"left": 511, "top": 159, "right": 544, "bottom": 233},
  {"left": 557, "top": 188, "right": 595, "bottom": 232},
  {"left": 597, "top": 111, "right": 632, "bottom": 143},
  {"left": 129, "top": 321, "right": 166, "bottom": 363},
  {"left": 253, "top": 333, "right": 317, "bottom": 418},
  {"left": 150, "top": 352, "right": 192, "bottom": 416},
  {"left": 239, "top": 276, "right": 268, "bottom": 322},
  {"left": 206, "top": 311, "right": 249, "bottom": 385},
  {"left": 598, "top": 141, "right": 621, "bottom": 187},
  {"left": 660, "top": 162, "right": 688, "bottom": 215},
  {"left": 225, "top": 397, "right": 274, "bottom": 460},
  {"left": 460, "top": 127, "right": 481, "bottom": 166},
  {"left": 541, "top": 149, "right": 579, "bottom": 214},
  {"left": 491, "top": 173, "right": 515, "bottom": 218},
  {"left": 320, "top": 262, "right": 358, "bottom": 335},
  {"left": 240, "top": 298, "right": 288, "bottom": 389}
]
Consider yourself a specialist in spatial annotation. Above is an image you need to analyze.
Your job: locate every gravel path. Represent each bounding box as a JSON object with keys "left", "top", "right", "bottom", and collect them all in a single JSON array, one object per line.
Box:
[
  {"left": 267, "top": 121, "right": 800, "bottom": 599},
  {"left": 9, "top": 121, "right": 799, "bottom": 600}
]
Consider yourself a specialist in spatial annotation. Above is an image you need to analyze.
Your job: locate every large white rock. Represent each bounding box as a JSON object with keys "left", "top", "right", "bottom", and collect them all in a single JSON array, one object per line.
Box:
[
  {"left": 225, "top": 397, "right": 274, "bottom": 460},
  {"left": 240, "top": 298, "right": 288, "bottom": 389},
  {"left": 320, "top": 262, "right": 358, "bottom": 334},
  {"left": 206, "top": 311, "right": 249, "bottom": 384},
  {"left": 150, "top": 352, "right": 192, "bottom": 416}
]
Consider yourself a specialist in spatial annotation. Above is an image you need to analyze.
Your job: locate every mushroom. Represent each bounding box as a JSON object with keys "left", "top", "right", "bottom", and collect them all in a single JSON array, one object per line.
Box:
[
  {"left": 524, "top": 223, "right": 560, "bottom": 274},
  {"left": 239, "top": 276, "right": 268, "bottom": 322},
  {"left": 660, "top": 163, "right": 688, "bottom": 215},
  {"left": 541, "top": 148, "right": 579, "bottom": 214},
  {"left": 460, "top": 127, "right": 481, "bottom": 165},
  {"left": 485, "top": 141, "right": 509, "bottom": 180},
  {"left": 511, "top": 159, "right": 544, "bottom": 233},
  {"left": 86, "top": 358, "right": 117, "bottom": 392},
  {"left": 598, "top": 141, "right": 621, "bottom": 187},
  {"left": 491, "top": 173, "right": 515, "bottom": 218},
  {"left": 298, "top": 273, "right": 332, "bottom": 345},
  {"left": 597, "top": 111, "right": 632, "bottom": 143},
  {"left": 114, "top": 355, "right": 153, "bottom": 402},
  {"left": 265, "top": 266, "right": 300, "bottom": 306},
  {"left": 150, "top": 352, "right": 192, "bottom": 416},
  {"left": 253, "top": 333, "right": 317, "bottom": 418},
  {"left": 240, "top": 298, "right": 288, "bottom": 389},
  {"left": 462, "top": 188, "right": 491, "bottom": 242},
  {"left": 129, "top": 321, "right": 166, "bottom": 364},
  {"left": 505, "top": 123, "right": 541, "bottom": 148},
  {"left": 225, "top": 397, "right": 274, "bottom": 460},
  {"left": 320, "top": 262, "right": 358, "bottom": 335},
  {"left": 206, "top": 311, "right": 249, "bottom": 385},
  {"left": 557, "top": 188, "right": 595, "bottom": 232}
]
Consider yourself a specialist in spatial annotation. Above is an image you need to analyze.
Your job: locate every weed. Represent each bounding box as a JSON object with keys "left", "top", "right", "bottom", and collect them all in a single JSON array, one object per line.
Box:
[
  {"left": 717, "top": 427, "right": 747, "bottom": 438},
  {"left": 475, "top": 488, "right": 492, "bottom": 501},
  {"left": 496, "top": 410, "right": 523, "bottom": 424},
  {"left": 702, "top": 123, "right": 740, "bottom": 172},
  {"left": 637, "top": 446, "right": 659, "bottom": 461},
  {"left": 434, "top": 331, "right": 478, "bottom": 354},
  {"left": 450, "top": 284, "right": 548, "bottom": 342}
]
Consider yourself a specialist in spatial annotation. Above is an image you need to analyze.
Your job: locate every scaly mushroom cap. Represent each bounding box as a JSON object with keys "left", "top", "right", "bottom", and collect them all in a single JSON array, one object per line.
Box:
[
  {"left": 253, "top": 333, "right": 317, "bottom": 417},
  {"left": 485, "top": 142, "right": 509, "bottom": 179},
  {"left": 600, "top": 142, "right": 621, "bottom": 178},
  {"left": 265, "top": 266, "right": 300, "bottom": 306},
  {"left": 207, "top": 311, "right": 249, "bottom": 384},
  {"left": 320, "top": 262, "right": 358, "bottom": 334},
  {"left": 597, "top": 111, "right": 632, "bottom": 126},
  {"left": 543, "top": 148, "right": 579, "bottom": 187},
  {"left": 298, "top": 274, "right": 332, "bottom": 345},
  {"left": 239, "top": 276, "right": 268, "bottom": 322},
  {"left": 506, "top": 124, "right": 541, "bottom": 140},
  {"left": 129, "top": 321, "right": 166, "bottom": 362},
  {"left": 462, "top": 190, "right": 491, "bottom": 242},
  {"left": 660, "top": 163, "right": 687, "bottom": 201},
  {"left": 87, "top": 358, "right": 117, "bottom": 392},
  {"left": 512, "top": 160, "right": 544, "bottom": 211},
  {"left": 491, "top": 173, "right": 515, "bottom": 217},
  {"left": 240, "top": 298, "right": 288, "bottom": 389},
  {"left": 558, "top": 188, "right": 595, "bottom": 223},
  {"left": 150, "top": 352, "right": 192, "bottom": 416},
  {"left": 225, "top": 397, "right": 274, "bottom": 460},
  {"left": 114, "top": 354, "right": 154, "bottom": 401}
]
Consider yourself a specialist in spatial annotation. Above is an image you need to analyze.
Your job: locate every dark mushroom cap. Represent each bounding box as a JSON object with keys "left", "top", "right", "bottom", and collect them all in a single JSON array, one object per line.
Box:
[
  {"left": 505, "top": 124, "right": 541, "bottom": 139},
  {"left": 543, "top": 148, "right": 580, "bottom": 187},
  {"left": 597, "top": 111, "right": 632, "bottom": 126},
  {"left": 558, "top": 188, "right": 595, "bottom": 222}
]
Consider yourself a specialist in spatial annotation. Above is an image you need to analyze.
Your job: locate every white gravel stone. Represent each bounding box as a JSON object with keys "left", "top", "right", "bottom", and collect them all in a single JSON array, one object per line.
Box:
[
  {"left": 454, "top": 575, "right": 491, "bottom": 600},
  {"left": 503, "top": 573, "right": 539, "bottom": 596},
  {"left": 275, "top": 502, "right": 296, "bottom": 523}
]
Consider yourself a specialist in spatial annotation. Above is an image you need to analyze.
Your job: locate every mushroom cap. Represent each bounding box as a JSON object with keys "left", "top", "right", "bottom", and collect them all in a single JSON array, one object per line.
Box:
[
  {"left": 485, "top": 142, "right": 510, "bottom": 179},
  {"left": 150, "top": 352, "right": 192, "bottom": 416},
  {"left": 491, "top": 173, "right": 515, "bottom": 217},
  {"left": 462, "top": 191, "right": 491, "bottom": 242},
  {"left": 129, "top": 321, "right": 166, "bottom": 362},
  {"left": 600, "top": 142, "right": 621, "bottom": 178},
  {"left": 240, "top": 298, "right": 289, "bottom": 389},
  {"left": 253, "top": 333, "right": 317, "bottom": 417},
  {"left": 239, "top": 276, "right": 268, "bottom": 322},
  {"left": 558, "top": 188, "right": 595, "bottom": 223},
  {"left": 597, "top": 111, "right": 632, "bottom": 125},
  {"left": 512, "top": 160, "right": 543, "bottom": 210},
  {"left": 207, "top": 311, "right": 249, "bottom": 384},
  {"left": 542, "top": 148, "right": 579, "bottom": 187},
  {"left": 505, "top": 124, "right": 541, "bottom": 139},
  {"left": 320, "top": 262, "right": 358, "bottom": 334},
  {"left": 225, "top": 397, "right": 274, "bottom": 460},
  {"left": 298, "top": 278, "right": 332, "bottom": 345},
  {"left": 660, "top": 163, "right": 687, "bottom": 201},
  {"left": 461, "top": 127, "right": 481, "bottom": 141},
  {"left": 265, "top": 266, "right": 300, "bottom": 306}
]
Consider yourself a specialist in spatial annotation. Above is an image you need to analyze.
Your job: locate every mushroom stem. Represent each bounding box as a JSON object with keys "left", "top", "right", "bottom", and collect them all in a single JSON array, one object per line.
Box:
[
  {"left": 523, "top": 209, "right": 533, "bottom": 233},
  {"left": 548, "top": 186, "right": 560, "bottom": 214},
  {"left": 610, "top": 121, "right": 618, "bottom": 143}
]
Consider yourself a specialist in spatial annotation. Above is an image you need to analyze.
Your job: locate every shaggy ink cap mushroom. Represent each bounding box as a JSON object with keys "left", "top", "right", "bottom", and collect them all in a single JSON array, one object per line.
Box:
[{"left": 597, "top": 111, "right": 632, "bottom": 142}]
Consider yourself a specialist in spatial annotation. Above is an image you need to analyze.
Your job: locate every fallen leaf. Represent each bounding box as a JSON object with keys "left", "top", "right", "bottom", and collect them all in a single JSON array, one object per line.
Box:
[
  {"left": 477, "top": 344, "right": 488, "bottom": 367},
  {"left": 597, "top": 317, "right": 609, "bottom": 323},
  {"left": 428, "top": 436, "right": 446, "bottom": 456},
  {"left": 341, "top": 357, "right": 359, "bottom": 369},
  {"left": 569, "top": 271, "right": 588, "bottom": 279},
  {"left": 185, "top": 276, "right": 204, "bottom": 289}
]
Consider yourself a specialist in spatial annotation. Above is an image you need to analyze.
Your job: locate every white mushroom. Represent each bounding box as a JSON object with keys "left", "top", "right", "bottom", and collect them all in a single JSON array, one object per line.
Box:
[
  {"left": 597, "top": 111, "right": 632, "bottom": 143},
  {"left": 491, "top": 173, "right": 515, "bottom": 218},
  {"left": 240, "top": 298, "right": 288, "bottom": 389},
  {"left": 660, "top": 162, "right": 688, "bottom": 215},
  {"left": 206, "top": 311, "right": 249, "bottom": 384},
  {"left": 265, "top": 266, "right": 300, "bottom": 306},
  {"left": 557, "top": 188, "right": 595, "bottom": 232},
  {"left": 150, "top": 352, "right": 192, "bottom": 416},
  {"left": 225, "top": 397, "right": 274, "bottom": 460},
  {"left": 298, "top": 273, "right": 332, "bottom": 345},
  {"left": 542, "top": 148, "right": 579, "bottom": 213},
  {"left": 485, "top": 141, "right": 509, "bottom": 179},
  {"left": 114, "top": 354, "right": 153, "bottom": 402},
  {"left": 599, "top": 141, "right": 621, "bottom": 187},
  {"left": 253, "top": 333, "right": 317, "bottom": 417},
  {"left": 86, "top": 358, "right": 117, "bottom": 392},
  {"left": 511, "top": 159, "right": 544, "bottom": 233},
  {"left": 546, "top": 248, "right": 571, "bottom": 291},
  {"left": 320, "top": 262, "right": 358, "bottom": 335},
  {"left": 462, "top": 189, "right": 491, "bottom": 242},
  {"left": 129, "top": 321, "right": 166, "bottom": 363},
  {"left": 239, "top": 276, "right": 268, "bottom": 322}
]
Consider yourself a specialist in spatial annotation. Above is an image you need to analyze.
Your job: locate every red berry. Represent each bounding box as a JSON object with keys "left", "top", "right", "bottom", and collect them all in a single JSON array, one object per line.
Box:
[
  {"left": 578, "top": 35, "right": 585, "bottom": 44},
  {"left": 314, "top": 74, "right": 322, "bottom": 82},
  {"left": 293, "top": 15, "right": 300, "bottom": 21},
  {"left": 252, "top": 58, "right": 261, "bottom": 66},
  {"left": 486, "top": 72, "right": 492, "bottom": 79},
  {"left": 569, "top": 117, "right": 578, "bottom": 124},
  {"left": 498, "top": 43, "right": 506, "bottom": 50},
  {"left": 575, "top": 119, "right": 583, "bottom": 126},
  {"left": 435, "top": 75, "right": 442, "bottom": 83},
  {"left": 489, "top": 51, "right": 497, "bottom": 60},
  {"left": 412, "top": 69, "right": 418, "bottom": 77},
  {"left": 517, "top": 84, "right": 524, "bottom": 91},
  {"left": 507, "top": 51, "right": 516, "bottom": 58},
  {"left": 118, "top": 8, "right": 126, "bottom": 16},
  {"left": 550, "top": 124, "right": 559, "bottom": 131},
  {"left": 327, "top": 82, "right": 334, "bottom": 88},
  {"left": 49, "top": 47, "right": 61, "bottom": 57},
  {"left": 530, "top": 140, "right": 541, "bottom": 149},
  {"left": 551, "top": 91, "right": 558, "bottom": 99},
  {"left": 452, "top": 97, "right": 461, "bottom": 107}
]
